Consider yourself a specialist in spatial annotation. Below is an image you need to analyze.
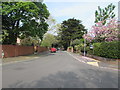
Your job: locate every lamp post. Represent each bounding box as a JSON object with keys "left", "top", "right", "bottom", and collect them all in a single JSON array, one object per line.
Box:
[{"left": 84, "top": 31, "right": 86, "bottom": 56}]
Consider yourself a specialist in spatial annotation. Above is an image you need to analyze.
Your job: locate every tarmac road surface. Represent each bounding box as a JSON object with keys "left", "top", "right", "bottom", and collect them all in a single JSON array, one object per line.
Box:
[{"left": 2, "top": 51, "right": 118, "bottom": 88}]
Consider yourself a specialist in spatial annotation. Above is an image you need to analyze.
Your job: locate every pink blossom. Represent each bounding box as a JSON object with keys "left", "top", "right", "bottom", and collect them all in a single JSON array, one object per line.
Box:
[{"left": 83, "top": 18, "right": 119, "bottom": 42}]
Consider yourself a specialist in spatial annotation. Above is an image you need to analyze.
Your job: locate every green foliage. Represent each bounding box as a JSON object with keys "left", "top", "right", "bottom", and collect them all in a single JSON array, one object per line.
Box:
[
  {"left": 58, "top": 18, "right": 87, "bottom": 50},
  {"left": 47, "top": 15, "right": 56, "bottom": 31},
  {"left": 86, "top": 47, "right": 93, "bottom": 55},
  {"left": 41, "top": 33, "right": 58, "bottom": 47},
  {"left": 71, "top": 39, "right": 81, "bottom": 46},
  {"left": 68, "top": 46, "right": 73, "bottom": 49},
  {"left": 20, "top": 36, "right": 41, "bottom": 46},
  {"left": 71, "top": 39, "right": 86, "bottom": 53},
  {"left": 95, "top": 3, "right": 116, "bottom": 25},
  {"left": 74, "top": 44, "right": 82, "bottom": 52},
  {"left": 0, "top": 30, "right": 8, "bottom": 44},
  {"left": 20, "top": 37, "right": 33, "bottom": 46},
  {"left": 1, "top": 2, "right": 50, "bottom": 45},
  {"left": 88, "top": 41, "right": 120, "bottom": 59},
  {"left": 80, "top": 44, "right": 88, "bottom": 53},
  {"left": 72, "top": 38, "right": 85, "bottom": 46}
]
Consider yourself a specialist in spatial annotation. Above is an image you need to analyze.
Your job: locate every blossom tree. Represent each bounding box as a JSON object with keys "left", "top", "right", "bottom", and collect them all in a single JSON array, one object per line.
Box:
[{"left": 83, "top": 18, "right": 119, "bottom": 42}]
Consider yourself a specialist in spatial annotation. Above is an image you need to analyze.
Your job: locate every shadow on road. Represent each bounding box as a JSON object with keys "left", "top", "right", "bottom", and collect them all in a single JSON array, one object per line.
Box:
[
  {"left": 8, "top": 69, "right": 118, "bottom": 88},
  {"left": 8, "top": 71, "right": 85, "bottom": 88}
]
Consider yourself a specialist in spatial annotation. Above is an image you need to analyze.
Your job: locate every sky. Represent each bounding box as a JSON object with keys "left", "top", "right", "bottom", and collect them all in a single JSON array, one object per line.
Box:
[{"left": 43, "top": 0, "right": 119, "bottom": 35}]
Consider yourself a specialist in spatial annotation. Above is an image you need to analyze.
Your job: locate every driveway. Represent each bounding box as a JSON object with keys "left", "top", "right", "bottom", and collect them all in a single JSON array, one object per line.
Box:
[{"left": 2, "top": 51, "right": 118, "bottom": 88}]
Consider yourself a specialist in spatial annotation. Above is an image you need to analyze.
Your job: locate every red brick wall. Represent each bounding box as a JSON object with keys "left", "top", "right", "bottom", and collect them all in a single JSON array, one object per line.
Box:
[
  {"left": 0, "top": 45, "right": 34, "bottom": 58},
  {"left": 2, "top": 45, "right": 16, "bottom": 57},
  {"left": 37, "top": 46, "right": 48, "bottom": 53},
  {"left": 16, "top": 45, "right": 34, "bottom": 56},
  {"left": 0, "top": 45, "right": 48, "bottom": 58}
]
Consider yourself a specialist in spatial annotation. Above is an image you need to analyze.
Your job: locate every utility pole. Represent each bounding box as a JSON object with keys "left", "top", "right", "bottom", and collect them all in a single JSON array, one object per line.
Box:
[{"left": 84, "top": 31, "right": 86, "bottom": 56}]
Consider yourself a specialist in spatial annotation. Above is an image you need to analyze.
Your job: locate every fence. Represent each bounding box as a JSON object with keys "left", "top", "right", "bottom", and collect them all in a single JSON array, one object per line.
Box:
[
  {"left": 37, "top": 46, "right": 48, "bottom": 53},
  {"left": 0, "top": 45, "right": 48, "bottom": 58}
]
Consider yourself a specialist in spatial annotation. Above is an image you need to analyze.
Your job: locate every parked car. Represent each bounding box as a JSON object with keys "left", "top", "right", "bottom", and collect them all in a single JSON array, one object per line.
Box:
[{"left": 50, "top": 48, "right": 57, "bottom": 53}]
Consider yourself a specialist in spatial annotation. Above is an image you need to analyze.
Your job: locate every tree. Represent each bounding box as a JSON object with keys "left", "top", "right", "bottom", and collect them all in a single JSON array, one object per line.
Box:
[
  {"left": 95, "top": 3, "right": 116, "bottom": 25},
  {"left": 83, "top": 4, "right": 118, "bottom": 43},
  {"left": 47, "top": 15, "right": 56, "bottom": 31},
  {"left": 41, "top": 33, "right": 58, "bottom": 47},
  {"left": 71, "top": 39, "right": 81, "bottom": 47},
  {"left": 83, "top": 18, "right": 119, "bottom": 42},
  {"left": 1, "top": 2, "right": 49, "bottom": 44},
  {"left": 20, "top": 36, "right": 41, "bottom": 46},
  {"left": 58, "top": 18, "right": 86, "bottom": 50},
  {"left": 46, "top": 15, "right": 61, "bottom": 35}
]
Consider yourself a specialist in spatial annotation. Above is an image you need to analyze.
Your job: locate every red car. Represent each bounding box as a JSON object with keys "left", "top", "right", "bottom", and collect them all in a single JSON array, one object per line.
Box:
[{"left": 50, "top": 48, "right": 57, "bottom": 53}]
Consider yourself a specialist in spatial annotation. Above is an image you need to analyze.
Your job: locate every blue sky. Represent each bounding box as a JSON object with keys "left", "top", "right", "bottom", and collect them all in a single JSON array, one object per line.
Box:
[{"left": 43, "top": 0, "right": 119, "bottom": 34}]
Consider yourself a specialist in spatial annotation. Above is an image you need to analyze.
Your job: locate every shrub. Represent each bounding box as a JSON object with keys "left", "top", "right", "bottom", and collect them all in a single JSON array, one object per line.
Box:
[
  {"left": 80, "top": 45, "right": 89, "bottom": 54},
  {"left": 68, "top": 46, "right": 73, "bottom": 49},
  {"left": 87, "top": 46, "right": 93, "bottom": 55},
  {"left": 72, "top": 39, "right": 81, "bottom": 46},
  {"left": 92, "top": 41, "right": 120, "bottom": 59},
  {"left": 74, "top": 44, "right": 82, "bottom": 53}
]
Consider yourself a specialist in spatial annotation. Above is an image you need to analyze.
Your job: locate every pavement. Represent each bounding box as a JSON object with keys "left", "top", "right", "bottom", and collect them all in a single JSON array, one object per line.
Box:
[
  {"left": 2, "top": 51, "right": 118, "bottom": 88},
  {"left": 1, "top": 51, "right": 49, "bottom": 65},
  {"left": 67, "top": 52, "right": 119, "bottom": 71}
]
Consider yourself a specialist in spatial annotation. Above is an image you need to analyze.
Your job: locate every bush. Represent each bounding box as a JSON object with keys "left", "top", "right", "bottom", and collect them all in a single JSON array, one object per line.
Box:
[
  {"left": 80, "top": 45, "right": 89, "bottom": 54},
  {"left": 68, "top": 46, "right": 73, "bottom": 49},
  {"left": 91, "top": 41, "right": 120, "bottom": 59},
  {"left": 74, "top": 44, "right": 82, "bottom": 53},
  {"left": 72, "top": 39, "right": 81, "bottom": 46},
  {"left": 87, "top": 46, "right": 93, "bottom": 55}
]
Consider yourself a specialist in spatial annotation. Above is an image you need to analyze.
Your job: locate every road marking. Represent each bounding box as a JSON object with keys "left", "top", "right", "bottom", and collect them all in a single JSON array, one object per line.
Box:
[
  {"left": 87, "top": 62, "right": 99, "bottom": 67},
  {"left": 81, "top": 56, "right": 100, "bottom": 62}
]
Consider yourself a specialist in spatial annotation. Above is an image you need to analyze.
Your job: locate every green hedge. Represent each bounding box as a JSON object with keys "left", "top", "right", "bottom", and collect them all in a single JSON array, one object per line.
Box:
[{"left": 88, "top": 41, "right": 120, "bottom": 59}]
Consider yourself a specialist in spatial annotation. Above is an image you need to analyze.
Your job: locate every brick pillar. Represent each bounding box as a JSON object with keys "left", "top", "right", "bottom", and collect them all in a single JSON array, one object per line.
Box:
[{"left": 71, "top": 47, "right": 74, "bottom": 52}]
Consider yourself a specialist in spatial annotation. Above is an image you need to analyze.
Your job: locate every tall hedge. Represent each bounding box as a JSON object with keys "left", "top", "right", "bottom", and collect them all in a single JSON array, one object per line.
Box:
[{"left": 91, "top": 41, "right": 120, "bottom": 59}]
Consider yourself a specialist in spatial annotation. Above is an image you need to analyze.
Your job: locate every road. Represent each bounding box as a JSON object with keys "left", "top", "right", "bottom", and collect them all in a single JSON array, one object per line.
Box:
[{"left": 2, "top": 51, "right": 118, "bottom": 88}]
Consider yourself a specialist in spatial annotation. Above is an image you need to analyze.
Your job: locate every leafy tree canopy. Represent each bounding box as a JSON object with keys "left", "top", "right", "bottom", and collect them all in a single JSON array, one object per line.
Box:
[
  {"left": 41, "top": 33, "right": 58, "bottom": 47},
  {"left": 58, "top": 18, "right": 87, "bottom": 50},
  {"left": 95, "top": 3, "right": 116, "bottom": 25},
  {"left": 1, "top": 2, "right": 50, "bottom": 44},
  {"left": 20, "top": 36, "right": 41, "bottom": 46}
]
